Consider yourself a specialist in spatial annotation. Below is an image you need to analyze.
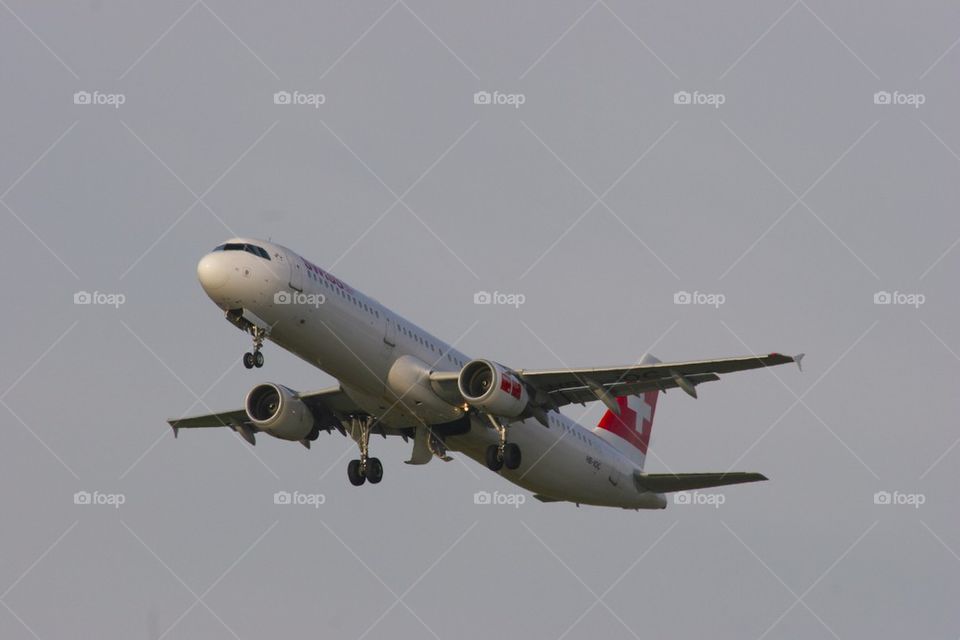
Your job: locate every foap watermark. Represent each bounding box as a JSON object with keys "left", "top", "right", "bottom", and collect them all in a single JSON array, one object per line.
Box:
[
  {"left": 673, "top": 491, "right": 725, "bottom": 508},
  {"left": 273, "top": 90, "right": 326, "bottom": 109},
  {"left": 473, "top": 90, "right": 526, "bottom": 109},
  {"left": 873, "top": 90, "right": 925, "bottom": 109},
  {"left": 674, "top": 290, "right": 725, "bottom": 308},
  {"left": 474, "top": 290, "right": 526, "bottom": 308},
  {"left": 873, "top": 490, "right": 925, "bottom": 509},
  {"left": 874, "top": 290, "right": 925, "bottom": 309},
  {"left": 73, "top": 90, "right": 126, "bottom": 109},
  {"left": 74, "top": 490, "right": 126, "bottom": 509},
  {"left": 74, "top": 290, "right": 126, "bottom": 308},
  {"left": 473, "top": 490, "right": 526, "bottom": 508},
  {"left": 274, "top": 290, "right": 326, "bottom": 308},
  {"left": 673, "top": 90, "right": 725, "bottom": 109},
  {"left": 273, "top": 490, "right": 326, "bottom": 508}
]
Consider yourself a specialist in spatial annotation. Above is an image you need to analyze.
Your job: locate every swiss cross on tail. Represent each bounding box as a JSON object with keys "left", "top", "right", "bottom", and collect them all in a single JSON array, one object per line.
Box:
[{"left": 596, "top": 391, "right": 658, "bottom": 454}]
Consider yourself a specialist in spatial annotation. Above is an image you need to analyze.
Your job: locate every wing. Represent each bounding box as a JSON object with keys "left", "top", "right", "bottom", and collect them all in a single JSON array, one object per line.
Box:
[
  {"left": 167, "top": 385, "right": 363, "bottom": 443},
  {"left": 430, "top": 352, "right": 803, "bottom": 412},
  {"left": 520, "top": 352, "right": 802, "bottom": 408}
]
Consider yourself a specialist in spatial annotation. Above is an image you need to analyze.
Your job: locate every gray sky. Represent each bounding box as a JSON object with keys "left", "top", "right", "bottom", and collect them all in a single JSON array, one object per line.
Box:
[{"left": 2, "top": 1, "right": 958, "bottom": 638}]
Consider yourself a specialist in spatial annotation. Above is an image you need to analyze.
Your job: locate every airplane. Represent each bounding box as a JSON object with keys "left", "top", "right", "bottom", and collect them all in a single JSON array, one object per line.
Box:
[{"left": 169, "top": 238, "right": 803, "bottom": 509}]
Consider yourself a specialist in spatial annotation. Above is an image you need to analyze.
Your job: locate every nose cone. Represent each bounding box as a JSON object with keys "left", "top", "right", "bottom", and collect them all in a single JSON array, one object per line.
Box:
[{"left": 197, "top": 253, "right": 230, "bottom": 292}]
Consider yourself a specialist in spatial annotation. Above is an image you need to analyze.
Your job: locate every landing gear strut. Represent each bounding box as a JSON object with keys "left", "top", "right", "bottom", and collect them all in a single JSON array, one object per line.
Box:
[
  {"left": 484, "top": 415, "right": 521, "bottom": 471},
  {"left": 243, "top": 325, "right": 267, "bottom": 369},
  {"left": 346, "top": 416, "right": 383, "bottom": 486}
]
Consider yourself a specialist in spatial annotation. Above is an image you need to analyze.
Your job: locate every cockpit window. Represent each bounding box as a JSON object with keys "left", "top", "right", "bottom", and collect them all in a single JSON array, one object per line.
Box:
[
  {"left": 212, "top": 243, "right": 271, "bottom": 260},
  {"left": 248, "top": 245, "right": 271, "bottom": 259}
]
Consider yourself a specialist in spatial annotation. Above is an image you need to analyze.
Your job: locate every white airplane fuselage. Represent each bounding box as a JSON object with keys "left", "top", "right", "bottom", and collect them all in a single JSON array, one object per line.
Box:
[{"left": 196, "top": 238, "right": 666, "bottom": 509}]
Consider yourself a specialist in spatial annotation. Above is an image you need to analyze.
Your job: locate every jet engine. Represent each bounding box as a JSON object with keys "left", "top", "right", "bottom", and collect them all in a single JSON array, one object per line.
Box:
[
  {"left": 245, "top": 383, "right": 315, "bottom": 441},
  {"left": 457, "top": 359, "right": 529, "bottom": 418}
]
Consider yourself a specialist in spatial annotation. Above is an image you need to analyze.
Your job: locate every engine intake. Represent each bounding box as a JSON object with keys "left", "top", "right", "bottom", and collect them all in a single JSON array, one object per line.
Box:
[
  {"left": 458, "top": 359, "right": 529, "bottom": 418},
  {"left": 245, "top": 383, "right": 314, "bottom": 441}
]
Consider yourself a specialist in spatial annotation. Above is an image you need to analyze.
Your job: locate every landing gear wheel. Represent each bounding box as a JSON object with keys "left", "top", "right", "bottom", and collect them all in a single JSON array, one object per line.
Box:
[
  {"left": 366, "top": 458, "right": 383, "bottom": 484},
  {"left": 503, "top": 443, "right": 522, "bottom": 470},
  {"left": 346, "top": 416, "right": 381, "bottom": 486},
  {"left": 254, "top": 351, "right": 264, "bottom": 368},
  {"left": 242, "top": 352, "right": 255, "bottom": 369},
  {"left": 347, "top": 459, "right": 366, "bottom": 486},
  {"left": 485, "top": 444, "right": 504, "bottom": 471}
]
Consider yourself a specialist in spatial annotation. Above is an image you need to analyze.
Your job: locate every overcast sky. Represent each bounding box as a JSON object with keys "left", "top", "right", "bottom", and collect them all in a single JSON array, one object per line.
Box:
[{"left": 2, "top": 1, "right": 959, "bottom": 638}]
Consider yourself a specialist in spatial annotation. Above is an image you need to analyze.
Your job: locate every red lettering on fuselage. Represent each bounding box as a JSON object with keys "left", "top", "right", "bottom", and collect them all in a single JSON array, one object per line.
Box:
[{"left": 302, "top": 258, "right": 352, "bottom": 293}]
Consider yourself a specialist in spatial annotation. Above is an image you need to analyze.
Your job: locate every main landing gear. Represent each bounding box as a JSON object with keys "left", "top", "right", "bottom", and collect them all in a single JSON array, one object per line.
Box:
[
  {"left": 242, "top": 325, "right": 267, "bottom": 369},
  {"left": 346, "top": 416, "right": 383, "bottom": 486},
  {"left": 484, "top": 416, "right": 521, "bottom": 471}
]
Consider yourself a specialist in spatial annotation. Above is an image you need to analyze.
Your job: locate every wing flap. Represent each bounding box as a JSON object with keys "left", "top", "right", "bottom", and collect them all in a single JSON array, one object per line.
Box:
[{"left": 551, "top": 373, "right": 720, "bottom": 407}]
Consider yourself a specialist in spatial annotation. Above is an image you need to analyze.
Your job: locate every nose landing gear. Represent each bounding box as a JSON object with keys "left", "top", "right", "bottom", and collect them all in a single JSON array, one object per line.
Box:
[{"left": 242, "top": 325, "right": 268, "bottom": 369}]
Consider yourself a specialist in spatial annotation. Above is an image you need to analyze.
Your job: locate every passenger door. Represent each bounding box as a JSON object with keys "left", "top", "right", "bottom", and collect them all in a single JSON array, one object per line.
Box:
[
  {"left": 289, "top": 256, "right": 304, "bottom": 292},
  {"left": 383, "top": 315, "right": 397, "bottom": 349}
]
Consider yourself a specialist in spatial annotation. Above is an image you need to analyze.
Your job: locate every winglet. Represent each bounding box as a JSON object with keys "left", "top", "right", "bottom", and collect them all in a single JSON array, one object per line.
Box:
[
  {"left": 794, "top": 353, "right": 805, "bottom": 372},
  {"left": 168, "top": 422, "right": 179, "bottom": 438}
]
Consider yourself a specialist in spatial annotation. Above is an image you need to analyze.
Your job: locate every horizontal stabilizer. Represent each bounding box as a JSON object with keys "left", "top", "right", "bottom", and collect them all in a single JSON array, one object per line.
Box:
[
  {"left": 634, "top": 472, "right": 767, "bottom": 493},
  {"left": 533, "top": 494, "right": 563, "bottom": 503}
]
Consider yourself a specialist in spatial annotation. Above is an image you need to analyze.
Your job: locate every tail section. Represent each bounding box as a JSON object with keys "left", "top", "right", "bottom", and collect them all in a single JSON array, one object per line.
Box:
[{"left": 594, "top": 354, "right": 661, "bottom": 470}]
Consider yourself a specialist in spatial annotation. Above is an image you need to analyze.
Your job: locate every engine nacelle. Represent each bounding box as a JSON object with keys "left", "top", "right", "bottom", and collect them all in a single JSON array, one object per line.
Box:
[
  {"left": 387, "top": 355, "right": 464, "bottom": 423},
  {"left": 457, "top": 359, "right": 529, "bottom": 418},
  {"left": 245, "top": 383, "right": 314, "bottom": 441}
]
